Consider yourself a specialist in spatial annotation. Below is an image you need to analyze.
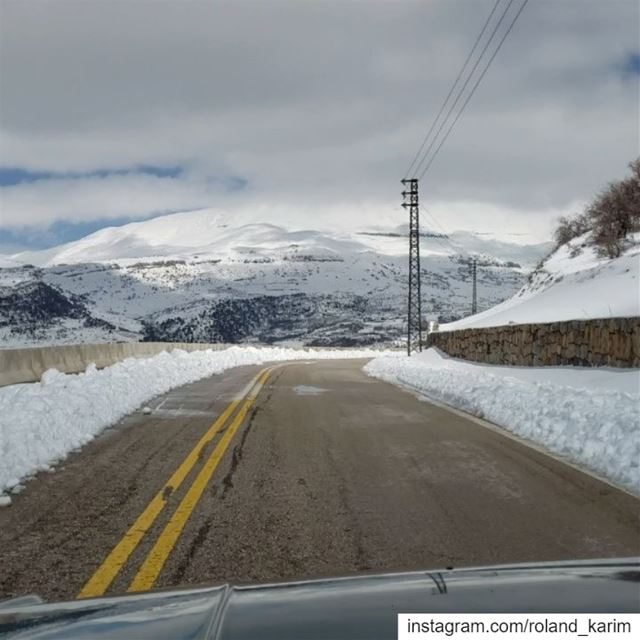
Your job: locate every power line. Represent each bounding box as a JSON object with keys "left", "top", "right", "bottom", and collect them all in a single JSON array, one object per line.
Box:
[
  {"left": 420, "top": 205, "right": 466, "bottom": 256},
  {"left": 420, "top": 205, "right": 449, "bottom": 237},
  {"left": 412, "top": 0, "right": 517, "bottom": 179},
  {"left": 427, "top": 233, "right": 454, "bottom": 251},
  {"left": 424, "top": 231, "right": 455, "bottom": 255},
  {"left": 417, "top": 0, "right": 529, "bottom": 180},
  {"left": 396, "top": 204, "right": 453, "bottom": 254},
  {"left": 404, "top": 0, "right": 502, "bottom": 178},
  {"left": 397, "top": 203, "right": 457, "bottom": 255},
  {"left": 410, "top": 0, "right": 511, "bottom": 178},
  {"left": 420, "top": 206, "right": 454, "bottom": 244}
]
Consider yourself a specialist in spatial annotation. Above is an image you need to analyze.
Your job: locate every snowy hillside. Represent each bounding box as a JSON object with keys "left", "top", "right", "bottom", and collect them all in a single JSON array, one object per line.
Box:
[
  {"left": 442, "top": 232, "right": 640, "bottom": 331},
  {"left": 0, "top": 209, "right": 551, "bottom": 348},
  {"left": 10, "top": 208, "right": 548, "bottom": 268}
]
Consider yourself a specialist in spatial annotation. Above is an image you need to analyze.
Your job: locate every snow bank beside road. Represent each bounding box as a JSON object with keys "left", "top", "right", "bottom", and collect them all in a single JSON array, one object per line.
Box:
[
  {"left": 365, "top": 349, "right": 640, "bottom": 494},
  {"left": 0, "top": 346, "right": 396, "bottom": 494}
]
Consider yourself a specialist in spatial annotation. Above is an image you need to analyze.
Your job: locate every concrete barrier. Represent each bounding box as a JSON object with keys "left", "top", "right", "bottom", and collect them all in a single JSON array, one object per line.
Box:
[{"left": 0, "top": 342, "right": 230, "bottom": 387}]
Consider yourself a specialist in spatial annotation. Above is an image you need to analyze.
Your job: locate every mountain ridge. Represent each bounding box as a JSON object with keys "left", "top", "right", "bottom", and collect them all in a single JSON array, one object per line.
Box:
[
  {"left": 0, "top": 209, "right": 553, "bottom": 348},
  {"left": 7, "top": 208, "right": 551, "bottom": 267}
]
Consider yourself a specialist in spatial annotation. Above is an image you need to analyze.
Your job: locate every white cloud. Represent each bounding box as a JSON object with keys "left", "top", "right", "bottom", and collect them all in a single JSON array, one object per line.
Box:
[
  {"left": 0, "top": 173, "right": 224, "bottom": 226},
  {"left": 0, "top": 0, "right": 638, "bottom": 239}
]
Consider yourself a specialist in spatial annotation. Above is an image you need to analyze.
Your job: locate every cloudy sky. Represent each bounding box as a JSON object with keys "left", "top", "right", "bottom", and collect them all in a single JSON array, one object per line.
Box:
[{"left": 0, "top": 0, "right": 638, "bottom": 251}]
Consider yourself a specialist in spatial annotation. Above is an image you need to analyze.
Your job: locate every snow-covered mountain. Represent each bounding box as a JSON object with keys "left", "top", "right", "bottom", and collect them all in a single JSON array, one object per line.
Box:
[
  {"left": 442, "top": 231, "right": 640, "bottom": 331},
  {"left": 0, "top": 209, "right": 552, "bottom": 348}
]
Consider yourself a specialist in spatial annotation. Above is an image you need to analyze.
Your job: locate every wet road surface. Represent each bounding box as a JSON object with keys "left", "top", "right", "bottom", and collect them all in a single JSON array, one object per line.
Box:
[{"left": 1, "top": 359, "right": 638, "bottom": 602}]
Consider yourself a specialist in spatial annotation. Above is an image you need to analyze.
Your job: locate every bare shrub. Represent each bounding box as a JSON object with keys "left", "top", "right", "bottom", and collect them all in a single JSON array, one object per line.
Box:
[
  {"left": 590, "top": 158, "right": 640, "bottom": 257},
  {"left": 552, "top": 158, "right": 640, "bottom": 258},
  {"left": 553, "top": 213, "right": 590, "bottom": 246}
]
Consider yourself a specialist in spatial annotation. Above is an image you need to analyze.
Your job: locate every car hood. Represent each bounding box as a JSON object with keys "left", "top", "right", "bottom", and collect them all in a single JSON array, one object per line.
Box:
[{"left": 1, "top": 559, "right": 639, "bottom": 639}]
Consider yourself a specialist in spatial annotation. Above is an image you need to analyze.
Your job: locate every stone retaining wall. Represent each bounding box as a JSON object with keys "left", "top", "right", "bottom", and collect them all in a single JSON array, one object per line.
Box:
[{"left": 426, "top": 317, "right": 640, "bottom": 368}]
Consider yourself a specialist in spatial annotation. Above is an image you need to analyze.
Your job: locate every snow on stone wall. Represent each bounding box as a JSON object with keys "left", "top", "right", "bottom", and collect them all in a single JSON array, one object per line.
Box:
[{"left": 426, "top": 317, "right": 640, "bottom": 368}]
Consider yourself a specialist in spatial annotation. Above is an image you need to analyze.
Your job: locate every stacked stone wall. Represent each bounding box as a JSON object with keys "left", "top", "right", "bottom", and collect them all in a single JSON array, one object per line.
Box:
[{"left": 426, "top": 317, "right": 639, "bottom": 368}]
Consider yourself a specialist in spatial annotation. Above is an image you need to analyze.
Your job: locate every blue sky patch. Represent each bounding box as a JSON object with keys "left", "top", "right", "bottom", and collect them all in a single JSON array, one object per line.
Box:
[
  {"left": 619, "top": 51, "right": 640, "bottom": 76},
  {"left": 0, "top": 214, "right": 173, "bottom": 253},
  {"left": 0, "top": 164, "right": 183, "bottom": 187},
  {"left": 0, "top": 166, "right": 249, "bottom": 252},
  {"left": 226, "top": 176, "right": 249, "bottom": 191}
]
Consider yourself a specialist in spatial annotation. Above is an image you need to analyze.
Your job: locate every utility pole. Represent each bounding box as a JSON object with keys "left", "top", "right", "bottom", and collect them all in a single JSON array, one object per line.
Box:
[
  {"left": 401, "top": 178, "right": 422, "bottom": 356},
  {"left": 471, "top": 257, "right": 477, "bottom": 315}
]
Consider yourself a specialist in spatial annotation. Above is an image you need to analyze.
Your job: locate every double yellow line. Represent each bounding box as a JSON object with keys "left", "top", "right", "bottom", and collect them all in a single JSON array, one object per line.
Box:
[{"left": 77, "top": 365, "right": 273, "bottom": 599}]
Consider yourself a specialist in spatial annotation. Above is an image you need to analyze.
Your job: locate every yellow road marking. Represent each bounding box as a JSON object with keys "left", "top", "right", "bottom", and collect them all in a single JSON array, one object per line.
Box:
[
  {"left": 76, "top": 368, "right": 268, "bottom": 599},
  {"left": 128, "top": 369, "right": 272, "bottom": 592}
]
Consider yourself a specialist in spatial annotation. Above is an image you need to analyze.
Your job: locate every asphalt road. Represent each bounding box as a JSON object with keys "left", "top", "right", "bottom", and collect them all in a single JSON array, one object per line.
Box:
[{"left": 1, "top": 359, "right": 638, "bottom": 602}]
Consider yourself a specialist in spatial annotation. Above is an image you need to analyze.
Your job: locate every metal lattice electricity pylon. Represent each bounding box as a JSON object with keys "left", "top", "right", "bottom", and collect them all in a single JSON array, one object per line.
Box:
[
  {"left": 401, "top": 178, "right": 422, "bottom": 356},
  {"left": 471, "top": 257, "right": 477, "bottom": 315}
]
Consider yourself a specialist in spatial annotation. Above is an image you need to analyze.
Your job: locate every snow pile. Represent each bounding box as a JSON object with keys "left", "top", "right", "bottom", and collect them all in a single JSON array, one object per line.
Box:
[
  {"left": 0, "top": 346, "right": 397, "bottom": 493},
  {"left": 443, "top": 232, "right": 640, "bottom": 330},
  {"left": 365, "top": 349, "right": 640, "bottom": 494}
]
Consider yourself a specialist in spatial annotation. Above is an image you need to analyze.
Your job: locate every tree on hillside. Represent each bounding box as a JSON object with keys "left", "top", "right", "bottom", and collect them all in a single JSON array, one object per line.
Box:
[
  {"left": 589, "top": 158, "right": 640, "bottom": 257},
  {"left": 553, "top": 213, "right": 590, "bottom": 246},
  {"left": 553, "top": 158, "right": 640, "bottom": 258}
]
